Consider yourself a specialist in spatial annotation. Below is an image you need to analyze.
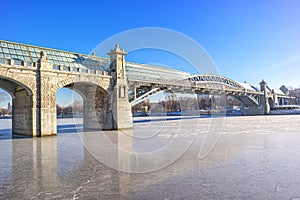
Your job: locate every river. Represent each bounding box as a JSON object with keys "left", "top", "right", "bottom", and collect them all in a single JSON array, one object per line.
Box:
[{"left": 0, "top": 115, "right": 300, "bottom": 199}]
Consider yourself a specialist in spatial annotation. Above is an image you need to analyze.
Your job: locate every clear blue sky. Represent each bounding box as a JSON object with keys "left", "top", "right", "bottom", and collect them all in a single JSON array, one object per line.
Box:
[{"left": 1, "top": 0, "right": 300, "bottom": 107}]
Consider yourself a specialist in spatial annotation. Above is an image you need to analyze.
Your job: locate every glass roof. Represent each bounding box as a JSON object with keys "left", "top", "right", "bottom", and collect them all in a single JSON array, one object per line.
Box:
[
  {"left": 0, "top": 39, "right": 192, "bottom": 79},
  {"left": 0, "top": 40, "right": 110, "bottom": 71}
]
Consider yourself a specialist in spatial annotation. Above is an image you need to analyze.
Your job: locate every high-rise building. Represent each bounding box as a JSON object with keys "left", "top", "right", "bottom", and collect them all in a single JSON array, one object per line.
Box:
[
  {"left": 280, "top": 85, "right": 289, "bottom": 95},
  {"left": 7, "top": 102, "right": 12, "bottom": 111}
]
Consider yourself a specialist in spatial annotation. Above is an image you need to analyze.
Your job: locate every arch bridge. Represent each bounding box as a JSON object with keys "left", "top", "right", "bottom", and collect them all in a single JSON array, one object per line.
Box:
[
  {"left": 0, "top": 40, "right": 289, "bottom": 137},
  {"left": 0, "top": 40, "right": 132, "bottom": 137}
]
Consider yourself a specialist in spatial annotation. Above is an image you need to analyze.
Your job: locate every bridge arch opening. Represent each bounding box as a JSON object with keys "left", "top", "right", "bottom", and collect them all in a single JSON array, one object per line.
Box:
[
  {"left": 56, "top": 87, "right": 84, "bottom": 134},
  {"left": 0, "top": 76, "right": 34, "bottom": 137},
  {"left": 0, "top": 88, "right": 12, "bottom": 138},
  {"left": 55, "top": 82, "right": 111, "bottom": 133}
]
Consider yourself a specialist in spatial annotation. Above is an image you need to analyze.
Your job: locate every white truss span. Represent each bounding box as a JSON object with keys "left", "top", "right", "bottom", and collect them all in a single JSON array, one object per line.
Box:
[
  {"left": 128, "top": 73, "right": 264, "bottom": 108},
  {"left": 188, "top": 74, "right": 244, "bottom": 90},
  {"left": 247, "top": 94, "right": 259, "bottom": 106},
  {"left": 130, "top": 87, "right": 166, "bottom": 107}
]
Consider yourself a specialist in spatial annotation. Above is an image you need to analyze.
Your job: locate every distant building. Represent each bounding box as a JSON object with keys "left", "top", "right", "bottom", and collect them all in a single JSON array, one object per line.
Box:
[
  {"left": 7, "top": 102, "right": 12, "bottom": 111},
  {"left": 290, "top": 88, "right": 300, "bottom": 95},
  {"left": 289, "top": 88, "right": 300, "bottom": 105}
]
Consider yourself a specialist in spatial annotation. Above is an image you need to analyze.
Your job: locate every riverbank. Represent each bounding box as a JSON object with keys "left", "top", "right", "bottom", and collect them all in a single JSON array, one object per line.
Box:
[{"left": 269, "top": 109, "right": 300, "bottom": 115}]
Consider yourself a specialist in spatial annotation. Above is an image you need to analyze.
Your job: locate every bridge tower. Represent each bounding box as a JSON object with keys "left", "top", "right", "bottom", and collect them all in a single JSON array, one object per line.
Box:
[
  {"left": 108, "top": 44, "right": 133, "bottom": 129},
  {"left": 260, "top": 79, "right": 270, "bottom": 114}
]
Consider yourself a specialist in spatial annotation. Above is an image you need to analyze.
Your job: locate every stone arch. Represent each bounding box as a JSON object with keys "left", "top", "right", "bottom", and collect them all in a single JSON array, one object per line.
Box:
[
  {"left": 0, "top": 75, "right": 35, "bottom": 136},
  {"left": 0, "top": 69, "right": 35, "bottom": 95},
  {"left": 0, "top": 81, "right": 15, "bottom": 99},
  {"left": 0, "top": 75, "right": 33, "bottom": 97},
  {"left": 55, "top": 80, "right": 112, "bottom": 131},
  {"left": 52, "top": 76, "right": 110, "bottom": 94}
]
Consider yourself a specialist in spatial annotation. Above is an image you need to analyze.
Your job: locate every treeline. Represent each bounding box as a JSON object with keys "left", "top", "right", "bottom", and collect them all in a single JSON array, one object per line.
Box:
[
  {"left": 0, "top": 108, "right": 11, "bottom": 117},
  {"left": 132, "top": 95, "right": 241, "bottom": 113},
  {"left": 289, "top": 89, "right": 300, "bottom": 105},
  {"left": 57, "top": 100, "right": 83, "bottom": 116}
]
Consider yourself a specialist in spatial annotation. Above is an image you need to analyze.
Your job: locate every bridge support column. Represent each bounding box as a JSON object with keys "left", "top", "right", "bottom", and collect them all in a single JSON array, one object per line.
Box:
[
  {"left": 111, "top": 85, "right": 133, "bottom": 129},
  {"left": 37, "top": 52, "right": 57, "bottom": 136},
  {"left": 133, "top": 84, "right": 137, "bottom": 100},
  {"left": 272, "top": 90, "right": 278, "bottom": 107},
  {"left": 83, "top": 86, "right": 111, "bottom": 130},
  {"left": 83, "top": 88, "right": 99, "bottom": 130},
  {"left": 38, "top": 102, "right": 57, "bottom": 136},
  {"left": 108, "top": 44, "right": 132, "bottom": 129}
]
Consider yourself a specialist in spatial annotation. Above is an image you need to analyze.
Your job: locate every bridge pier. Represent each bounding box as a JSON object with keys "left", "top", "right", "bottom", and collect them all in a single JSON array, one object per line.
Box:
[
  {"left": 38, "top": 54, "right": 57, "bottom": 136},
  {"left": 133, "top": 84, "right": 137, "bottom": 100},
  {"left": 83, "top": 87, "right": 101, "bottom": 130},
  {"left": 12, "top": 89, "right": 35, "bottom": 136},
  {"left": 272, "top": 90, "right": 278, "bottom": 107},
  {"left": 83, "top": 85, "right": 111, "bottom": 130}
]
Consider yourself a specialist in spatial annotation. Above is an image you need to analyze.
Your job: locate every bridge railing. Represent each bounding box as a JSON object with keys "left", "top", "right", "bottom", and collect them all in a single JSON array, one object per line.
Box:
[
  {"left": 0, "top": 58, "right": 109, "bottom": 76},
  {"left": 128, "top": 75, "right": 246, "bottom": 91},
  {"left": 128, "top": 74, "right": 191, "bottom": 86},
  {"left": 0, "top": 58, "right": 36, "bottom": 68},
  {"left": 51, "top": 64, "right": 109, "bottom": 76},
  {"left": 194, "top": 82, "right": 228, "bottom": 90}
]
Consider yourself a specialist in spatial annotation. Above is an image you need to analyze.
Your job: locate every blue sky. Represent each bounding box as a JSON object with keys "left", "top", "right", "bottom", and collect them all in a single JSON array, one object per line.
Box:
[{"left": 0, "top": 0, "right": 300, "bottom": 107}]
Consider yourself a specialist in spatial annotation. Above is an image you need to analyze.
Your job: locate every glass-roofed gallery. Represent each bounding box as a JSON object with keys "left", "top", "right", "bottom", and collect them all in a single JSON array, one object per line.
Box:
[
  {"left": 0, "top": 40, "right": 110, "bottom": 74},
  {"left": 0, "top": 40, "right": 191, "bottom": 80}
]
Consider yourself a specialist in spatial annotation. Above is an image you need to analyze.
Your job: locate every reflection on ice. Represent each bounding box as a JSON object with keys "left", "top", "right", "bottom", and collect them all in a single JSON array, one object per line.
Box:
[
  {"left": 0, "top": 115, "right": 300, "bottom": 199},
  {"left": 0, "top": 139, "right": 12, "bottom": 184}
]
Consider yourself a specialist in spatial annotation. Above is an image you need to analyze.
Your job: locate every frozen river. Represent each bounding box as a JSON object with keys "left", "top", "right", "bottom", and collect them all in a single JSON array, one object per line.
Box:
[{"left": 0, "top": 115, "right": 300, "bottom": 199}]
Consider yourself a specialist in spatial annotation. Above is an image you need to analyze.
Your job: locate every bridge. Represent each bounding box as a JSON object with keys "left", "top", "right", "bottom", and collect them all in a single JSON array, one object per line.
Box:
[{"left": 0, "top": 40, "right": 290, "bottom": 137}]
